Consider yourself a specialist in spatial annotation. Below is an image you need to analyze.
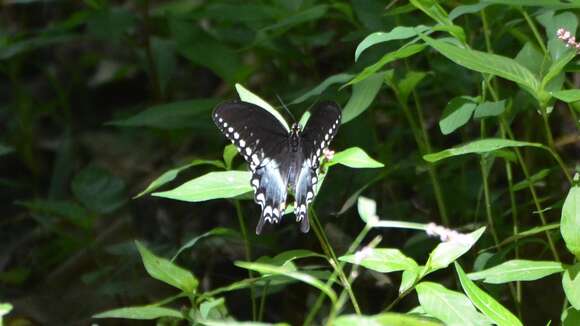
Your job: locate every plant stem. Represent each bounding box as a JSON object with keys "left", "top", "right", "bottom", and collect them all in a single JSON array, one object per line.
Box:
[
  {"left": 309, "top": 209, "right": 361, "bottom": 318},
  {"left": 520, "top": 8, "right": 548, "bottom": 55},
  {"left": 234, "top": 201, "right": 257, "bottom": 320},
  {"left": 258, "top": 281, "right": 270, "bottom": 321}
]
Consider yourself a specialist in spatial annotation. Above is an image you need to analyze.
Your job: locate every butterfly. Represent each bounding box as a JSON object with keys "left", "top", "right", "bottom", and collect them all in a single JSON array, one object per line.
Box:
[{"left": 212, "top": 100, "right": 341, "bottom": 234}]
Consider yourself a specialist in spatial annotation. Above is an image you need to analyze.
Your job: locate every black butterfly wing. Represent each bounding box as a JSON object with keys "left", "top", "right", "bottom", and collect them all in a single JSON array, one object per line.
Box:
[
  {"left": 212, "top": 101, "right": 291, "bottom": 234},
  {"left": 294, "top": 101, "right": 342, "bottom": 232}
]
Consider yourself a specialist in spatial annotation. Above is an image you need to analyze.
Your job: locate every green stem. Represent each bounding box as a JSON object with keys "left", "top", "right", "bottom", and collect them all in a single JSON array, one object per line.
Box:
[
  {"left": 258, "top": 280, "right": 270, "bottom": 321},
  {"left": 520, "top": 8, "right": 548, "bottom": 55},
  {"left": 309, "top": 209, "right": 361, "bottom": 319},
  {"left": 501, "top": 120, "right": 561, "bottom": 262},
  {"left": 234, "top": 201, "right": 257, "bottom": 320}
]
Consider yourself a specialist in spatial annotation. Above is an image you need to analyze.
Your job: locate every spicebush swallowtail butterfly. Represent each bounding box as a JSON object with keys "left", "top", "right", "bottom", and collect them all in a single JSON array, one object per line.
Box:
[{"left": 213, "top": 100, "right": 341, "bottom": 234}]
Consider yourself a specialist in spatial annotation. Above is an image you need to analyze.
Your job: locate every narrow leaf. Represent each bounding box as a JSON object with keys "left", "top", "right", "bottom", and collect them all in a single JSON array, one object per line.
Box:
[
  {"left": 439, "top": 96, "right": 477, "bottom": 135},
  {"left": 563, "top": 263, "right": 580, "bottom": 309},
  {"left": 235, "top": 83, "right": 289, "bottom": 131},
  {"left": 473, "top": 100, "right": 506, "bottom": 119},
  {"left": 469, "top": 260, "right": 564, "bottom": 284},
  {"left": 424, "top": 138, "right": 544, "bottom": 163},
  {"left": 330, "top": 147, "right": 384, "bottom": 168},
  {"left": 342, "top": 73, "right": 385, "bottom": 124},
  {"left": 340, "top": 248, "right": 418, "bottom": 273},
  {"left": 153, "top": 171, "right": 251, "bottom": 202},
  {"left": 355, "top": 26, "right": 430, "bottom": 61},
  {"left": 291, "top": 73, "right": 353, "bottom": 104},
  {"left": 93, "top": 306, "right": 183, "bottom": 320},
  {"left": 427, "top": 227, "right": 486, "bottom": 272},
  {"left": 334, "top": 313, "right": 442, "bottom": 326},
  {"left": 455, "top": 263, "right": 523, "bottom": 326},
  {"left": 172, "top": 228, "right": 240, "bottom": 261},
  {"left": 552, "top": 89, "right": 580, "bottom": 103},
  {"left": 561, "top": 174, "right": 580, "bottom": 258}
]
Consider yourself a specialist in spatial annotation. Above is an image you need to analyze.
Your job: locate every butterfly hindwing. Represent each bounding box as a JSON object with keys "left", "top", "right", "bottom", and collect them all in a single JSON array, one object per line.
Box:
[{"left": 293, "top": 101, "right": 342, "bottom": 232}]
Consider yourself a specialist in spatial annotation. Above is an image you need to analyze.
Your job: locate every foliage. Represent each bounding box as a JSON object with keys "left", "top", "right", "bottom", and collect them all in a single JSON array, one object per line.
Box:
[{"left": 1, "top": 0, "right": 580, "bottom": 325}]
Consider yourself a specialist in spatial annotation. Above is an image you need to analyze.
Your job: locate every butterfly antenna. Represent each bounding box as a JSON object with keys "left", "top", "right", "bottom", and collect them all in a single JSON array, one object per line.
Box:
[{"left": 276, "top": 94, "right": 296, "bottom": 123}]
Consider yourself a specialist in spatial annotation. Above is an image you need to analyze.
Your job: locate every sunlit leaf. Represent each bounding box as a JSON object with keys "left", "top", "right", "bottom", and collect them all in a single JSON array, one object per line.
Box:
[
  {"left": 552, "top": 89, "right": 580, "bottom": 104},
  {"left": 439, "top": 96, "right": 477, "bottom": 135},
  {"left": 153, "top": 171, "right": 251, "bottom": 202},
  {"left": 135, "top": 241, "right": 198, "bottom": 293},
  {"left": 357, "top": 196, "right": 377, "bottom": 225},
  {"left": 354, "top": 26, "right": 430, "bottom": 61},
  {"left": 93, "top": 306, "right": 183, "bottom": 320},
  {"left": 416, "top": 282, "right": 491, "bottom": 326},
  {"left": 473, "top": 100, "right": 506, "bottom": 119},
  {"left": 340, "top": 248, "right": 418, "bottom": 273},
  {"left": 455, "top": 263, "right": 523, "bottom": 326},
  {"left": 235, "top": 84, "right": 289, "bottom": 131},
  {"left": 468, "top": 260, "right": 564, "bottom": 284},
  {"left": 563, "top": 263, "right": 580, "bottom": 310},
  {"left": 330, "top": 147, "right": 384, "bottom": 168},
  {"left": 426, "top": 227, "right": 485, "bottom": 272},
  {"left": 136, "top": 160, "right": 224, "bottom": 198},
  {"left": 561, "top": 174, "right": 580, "bottom": 258},
  {"left": 334, "top": 313, "right": 442, "bottom": 326}
]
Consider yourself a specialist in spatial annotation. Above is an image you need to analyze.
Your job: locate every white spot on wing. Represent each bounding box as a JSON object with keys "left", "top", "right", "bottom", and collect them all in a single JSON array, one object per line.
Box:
[
  {"left": 234, "top": 132, "right": 239, "bottom": 139},
  {"left": 228, "top": 127, "right": 234, "bottom": 133},
  {"left": 252, "top": 154, "right": 260, "bottom": 165},
  {"left": 245, "top": 147, "right": 252, "bottom": 156},
  {"left": 239, "top": 139, "right": 246, "bottom": 147}
]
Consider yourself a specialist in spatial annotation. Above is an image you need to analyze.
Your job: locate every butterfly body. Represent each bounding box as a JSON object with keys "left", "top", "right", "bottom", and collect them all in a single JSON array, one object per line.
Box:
[{"left": 212, "top": 100, "right": 341, "bottom": 234}]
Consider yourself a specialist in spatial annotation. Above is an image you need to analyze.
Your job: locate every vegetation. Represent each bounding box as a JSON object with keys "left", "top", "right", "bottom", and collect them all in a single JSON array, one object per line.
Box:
[{"left": 1, "top": 0, "right": 580, "bottom": 325}]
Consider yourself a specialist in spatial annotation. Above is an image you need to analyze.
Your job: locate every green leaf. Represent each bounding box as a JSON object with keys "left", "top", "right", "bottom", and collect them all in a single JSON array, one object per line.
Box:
[
  {"left": 439, "top": 96, "right": 477, "bottom": 135},
  {"left": 449, "top": 3, "right": 490, "bottom": 21},
  {"left": 223, "top": 145, "right": 238, "bottom": 170},
  {"left": 135, "top": 241, "right": 198, "bottom": 293},
  {"left": 562, "top": 174, "right": 580, "bottom": 258},
  {"left": 235, "top": 84, "right": 289, "bottom": 131},
  {"left": 347, "top": 44, "right": 427, "bottom": 87},
  {"left": 468, "top": 260, "right": 564, "bottom": 284},
  {"left": 481, "top": 0, "right": 580, "bottom": 9},
  {"left": 563, "top": 263, "right": 580, "bottom": 310},
  {"left": 426, "top": 227, "right": 485, "bottom": 272},
  {"left": 420, "top": 35, "right": 539, "bottom": 98},
  {"left": 416, "top": 282, "right": 491, "bottom": 326},
  {"left": 0, "top": 303, "right": 13, "bottom": 322},
  {"left": 399, "top": 267, "right": 420, "bottom": 294},
  {"left": 93, "top": 306, "right": 183, "bottom": 320},
  {"left": 334, "top": 313, "right": 442, "bottom": 326},
  {"left": 107, "top": 99, "right": 220, "bottom": 130},
  {"left": 512, "top": 168, "right": 551, "bottom": 192},
  {"left": 552, "top": 89, "right": 580, "bottom": 103},
  {"left": 257, "top": 249, "right": 325, "bottom": 266},
  {"left": 153, "top": 171, "right": 251, "bottom": 202},
  {"left": 409, "top": 0, "right": 453, "bottom": 25},
  {"left": 0, "top": 34, "right": 77, "bottom": 60},
  {"left": 135, "top": 160, "right": 224, "bottom": 198},
  {"left": 291, "top": 73, "right": 353, "bottom": 105},
  {"left": 357, "top": 196, "right": 377, "bottom": 225},
  {"left": 172, "top": 228, "right": 240, "bottom": 261},
  {"left": 72, "top": 165, "right": 127, "bottom": 214},
  {"left": 541, "top": 50, "right": 577, "bottom": 91},
  {"left": 260, "top": 5, "right": 328, "bottom": 33},
  {"left": 235, "top": 261, "right": 336, "bottom": 304},
  {"left": 340, "top": 248, "right": 418, "bottom": 273},
  {"left": 563, "top": 307, "right": 580, "bottom": 326},
  {"left": 473, "top": 100, "right": 506, "bottom": 119},
  {"left": 342, "top": 73, "right": 385, "bottom": 124},
  {"left": 455, "top": 263, "right": 523, "bottom": 326},
  {"left": 330, "top": 147, "right": 384, "bottom": 168},
  {"left": 424, "top": 138, "right": 544, "bottom": 163},
  {"left": 19, "top": 199, "right": 91, "bottom": 229},
  {"left": 354, "top": 26, "right": 430, "bottom": 61},
  {"left": 398, "top": 71, "right": 428, "bottom": 104}
]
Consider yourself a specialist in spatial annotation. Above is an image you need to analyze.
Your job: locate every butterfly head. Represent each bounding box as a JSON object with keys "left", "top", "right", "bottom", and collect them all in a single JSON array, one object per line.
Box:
[{"left": 290, "top": 123, "right": 302, "bottom": 134}]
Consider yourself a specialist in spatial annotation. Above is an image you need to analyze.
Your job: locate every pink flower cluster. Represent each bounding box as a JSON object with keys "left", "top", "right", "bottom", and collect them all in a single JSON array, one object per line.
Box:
[
  {"left": 557, "top": 28, "right": 580, "bottom": 51},
  {"left": 426, "top": 222, "right": 471, "bottom": 245}
]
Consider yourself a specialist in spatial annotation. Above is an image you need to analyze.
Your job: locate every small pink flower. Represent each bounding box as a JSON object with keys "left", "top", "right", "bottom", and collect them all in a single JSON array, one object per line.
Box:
[
  {"left": 354, "top": 246, "right": 373, "bottom": 264},
  {"left": 323, "top": 148, "right": 335, "bottom": 160},
  {"left": 556, "top": 28, "right": 580, "bottom": 53}
]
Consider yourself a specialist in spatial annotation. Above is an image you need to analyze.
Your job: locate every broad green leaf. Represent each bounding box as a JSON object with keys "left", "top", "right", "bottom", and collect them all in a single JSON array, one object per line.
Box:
[
  {"left": 357, "top": 196, "right": 377, "bottom": 225},
  {"left": 177, "top": 38, "right": 242, "bottom": 85},
  {"left": 235, "top": 84, "right": 289, "bottom": 131},
  {"left": 198, "top": 298, "right": 227, "bottom": 320},
  {"left": 330, "top": 147, "right": 384, "bottom": 168},
  {"left": 354, "top": 26, "right": 430, "bottom": 61},
  {"left": 541, "top": 50, "right": 577, "bottom": 91},
  {"left": 340, "top": 248, "right": 418, "bottom": 273},
  {"left": 334, "top": 313, "right": 442, "bottom": 326},
  {"left": 172, "top": 228, "right": 240, "bottom": 261},
  {"left": 72, "top": 165, "right": 127, "bottom": 214},
  {"left": 342, "top": 73, "right": 385, "bottom": 123},
  {"left": 347, "top": 44, "right": 427, "bottom": 86},
  {"left": 473, "top": 100, "right": 506, "bottom": 119},
  {"left": 291, "top": 73, "right": 353, "bottom": 105},
  {"left": 561, "top": 174, "right": 580, "bottom": 258},
  {"left": 19, "top": 199, "right": 91, "bottom": 229},
  {"left": 563, "top": 263, "right": 580, "bottom": 309},
  {"left": 151, "top": 37, "right": 177, "bottom": 96},
  {"left": 93, "top": 306, "right": 183, "bottom": 320},
  {"left": 552, "top": 89, "right": 580, "bottom": 103},
  {"left": 439, "top": 96, "right": 477, "bottom": 135},
  {"left": 537, "top": 10, "right": 578, "bottom": 62},
  {"left": 416, "top": 282, "right": 491, "bottom": 326},
  {"left": 420, "top": 35, "right": 539, "bottom": 98},
  {"left": 107, "top": 99, "right": 219, "bottom": 129},
  {"left": 563, "top": 307, "right": 580, "bottom": 326},
  {"left": 136, "top": 160, "right": 224, "bottom": 198},
  {"left": 468, "top": 260, "right": 564, "bottom": 284},
  {"left": 455, "top": 263, "right": 523, "bottom": 326},
  {"left": 426, "top": 227, "right": 485, "bottom": 272},
  {"left": 399, "top": 267, "right": 420, "bottom": 294},
  {"left": 0, "top": 144, "right": 13, "bottom": 156},
  {"left": 223, "top": 144, "right": 238, "bottom": 170},
  {"left": 424, "top": 139, "right": 544, "bottom": 163},
  {"left": 257, "top": 249, "right": 325, "bottom": 266},
  {"left": 135, "top": 241, "right": 198, "bottom": 293},
  {"left": 235, "top": 261, "right": 336, "bottom": 304},
  {"left": 153, "top": 171, "right": 251, "bottom": 202}
]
